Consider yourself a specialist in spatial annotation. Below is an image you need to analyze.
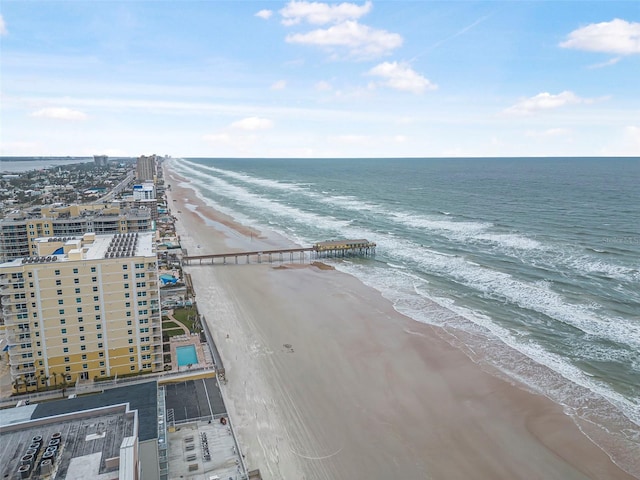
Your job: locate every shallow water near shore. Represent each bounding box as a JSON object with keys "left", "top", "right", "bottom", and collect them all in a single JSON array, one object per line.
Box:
[{"left": 169, "top": 156, "right": 640, "bottom": 475}]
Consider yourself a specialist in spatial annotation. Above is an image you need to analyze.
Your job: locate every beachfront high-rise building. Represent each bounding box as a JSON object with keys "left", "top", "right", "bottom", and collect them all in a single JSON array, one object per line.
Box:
[
  {"left": 0, "top": 203, "right": 153, "bottom": 262},
  {"left": 133, "top": 182, "right": 156, "bottom": 201},
  {"left": 93, "top": 154, "right": 109, "bottom": 167},
  {"left": 136, "top": 155, "right": 157, "bottom": 183},
  {"left": 0, "top": 232, "right": 162, "bottom": 390}
]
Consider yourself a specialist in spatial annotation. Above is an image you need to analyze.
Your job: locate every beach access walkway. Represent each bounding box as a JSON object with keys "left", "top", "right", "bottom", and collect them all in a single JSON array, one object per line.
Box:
[{"left": 182, "top": 239, "right": 376, "bottom": 265}]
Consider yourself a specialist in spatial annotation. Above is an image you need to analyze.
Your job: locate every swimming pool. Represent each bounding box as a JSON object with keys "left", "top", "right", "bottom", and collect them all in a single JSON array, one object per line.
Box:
[{"left": 176, "top": 345, "right": 198, "bottom": 367}]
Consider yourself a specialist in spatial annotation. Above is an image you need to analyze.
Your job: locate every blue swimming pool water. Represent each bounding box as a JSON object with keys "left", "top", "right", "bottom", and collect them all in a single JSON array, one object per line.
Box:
[{"left": 176, "top": 345, "right": 198, "bottom": 366}]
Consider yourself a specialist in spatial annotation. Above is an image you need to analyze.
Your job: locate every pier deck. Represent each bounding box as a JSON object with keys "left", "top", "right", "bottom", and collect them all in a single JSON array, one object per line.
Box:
[{"left": 182, "top": 239, "right": 376, "bottom": 266}]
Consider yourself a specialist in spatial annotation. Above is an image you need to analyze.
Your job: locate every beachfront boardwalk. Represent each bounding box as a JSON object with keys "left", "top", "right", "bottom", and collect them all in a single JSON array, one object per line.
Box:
[{"left": 182, "top": 239, "right": 376, "bottom": 265}]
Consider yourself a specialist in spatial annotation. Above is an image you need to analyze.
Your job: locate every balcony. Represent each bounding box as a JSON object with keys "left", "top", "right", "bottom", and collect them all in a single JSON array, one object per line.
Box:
[{"left": 10, "top": 364, "right": 36, "bottom": 376}]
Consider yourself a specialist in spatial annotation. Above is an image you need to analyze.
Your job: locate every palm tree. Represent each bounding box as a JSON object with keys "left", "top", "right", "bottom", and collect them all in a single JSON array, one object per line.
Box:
[
  {"left": 51, "top": 372, "right": 58, "bottom": 389},
  {"left": 12, "top": 378, "right": 21, "bottom": 395}
]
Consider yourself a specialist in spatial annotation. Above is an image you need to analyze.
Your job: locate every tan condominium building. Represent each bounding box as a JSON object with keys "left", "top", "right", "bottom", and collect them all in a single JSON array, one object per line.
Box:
[
  {"left": 0, "top": 232, "right": 162, "bottom": 390},
  {"left": 0, "top": 203, "right": 153, "bottom": 262}
]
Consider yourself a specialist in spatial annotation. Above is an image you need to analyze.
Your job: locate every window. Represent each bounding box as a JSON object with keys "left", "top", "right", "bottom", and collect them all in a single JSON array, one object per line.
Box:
[
  {"left": 62, "top": 338, "right": 68, "bottom": 343},
  {"left": 54, "top": 270, "right": 60, "bottom": 276},
  {"left": 82, "top": 363, "right": 88, "bottom": 369},
  {"left": 95, "top": 315, "right": 101, "bottom": 320},
  {"left": 58, "top": 299, "right": 64, "bottom": 305},
  {"left": 56, "top": 279, "right": 61, "bottom": 286},
  {"left": 60, "top": 319, "right": 66, "bottom": 324},
  {"left": 63, "top": 347, "right": 69, "bottom": 353},
  {"left": 123, "top": 274, "right": 129, "bottom": 279},
  {"left": 80, "top": 345, "right": 86, "bottom": 351},
  {"left": 129, "top": 357, "right": 135, "bottom": 362},
  {"left": 91, "top": 277, "right": 97, "bottom": 282},
  {"left": 128, "top": 339, "right": 133, "bottom": 344},
  {"left": 61, "top": 328, "right": 66, "bottom": 334},
  {"left": 91, "top": 267, "right": 96, "bottom": 273},
  {"left": 99, "top": 351, "right": 104, "bottom": 357},
  {"left": 128, "top": 330, "right": 133, "bottom": 335},
  {"left": 92, "top": 286, "right": 98, "bottom": 292},
  {"left": 74, "top": 278, "right": 79, "bottom": 284},
  {"left": 56, "top": 289, "right": 62, "bottom": 295},
  {"left": 124, "top": 293, "right": 130, "bottom": 298},
  {"left": 79, "top": 326, "right": 84, "bottom": 332},
  {"left": 78, "top": 317, "right": 83, "bottom": 323},
  {"left": 59, "top": 309, "right": 64, "bottom": 315},
  {"left": 97, "top": 334, "right": 102, "bottom": 339},
  {"left": 79, "top": 335, "right": 85, "bottom": 341},
  {"left": 99, "top": 361, "right": 105, "bottom": 367},
  {"left": 126, "top": 312, "right": 131, "bottom": 317},
  {"left": 64, "top": 357, "right": 70, "bottom": 363},
  {"left": 75, "top": 288, "right": 81, "bottom": 294},
  {"left": 73, "top": 268, "right": 78, "bottom": 274},
  {"left": 65, "top": 366, "right": 71, "bottom": 372},
  {"left": 122, "top": 265, "right": 128, "bottom": 270},
  {"left": 93, "top": 296, "right": 99, "bottom": 302},
  {"left": 77, "top": 307, "right": 82, "bottom": 313},
  {"left": 127, "top": 320, "right": 132, "bottom": 326},
  {"left": 81, "top": 354, "right": 87, "bottom": 360},
  {"left": 129, "top": 348, "right": 134, "bottom": 353},
  {"left": 76, "top": 297, "right": 81, "bottom": 303},
  {"left": 125, "top": 302, "right": 131, "bottom": 308},
  {"left": 100, "top": 370, "right": 106, "bottom": 376},
  {"left": 130, "top": 366, "right": 135, "bottom": 371},
  {"left": 96, "top": 324, "right": 102, "bottom": 329},
  {"left": 124, "top": 283, "right": 129, "bottom": 289}
]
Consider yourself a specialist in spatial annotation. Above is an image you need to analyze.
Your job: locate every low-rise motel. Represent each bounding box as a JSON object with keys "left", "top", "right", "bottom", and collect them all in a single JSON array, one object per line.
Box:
[{"left": 1, "top": 232, "right": 162, "bottom": 391}]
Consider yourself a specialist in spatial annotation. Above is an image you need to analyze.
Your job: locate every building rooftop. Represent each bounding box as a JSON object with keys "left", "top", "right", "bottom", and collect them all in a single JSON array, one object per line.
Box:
[
  {"left": 31, "top": 381, "right": 158, "bottom": 442},
  {"left": 0, "top": 404, "right": 136, "bottom": 480}
]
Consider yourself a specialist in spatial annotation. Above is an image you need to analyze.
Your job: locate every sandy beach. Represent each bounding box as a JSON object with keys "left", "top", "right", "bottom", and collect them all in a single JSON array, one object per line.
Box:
[{"left": 165, "top": 167, "right": 638, "bottom": 480}]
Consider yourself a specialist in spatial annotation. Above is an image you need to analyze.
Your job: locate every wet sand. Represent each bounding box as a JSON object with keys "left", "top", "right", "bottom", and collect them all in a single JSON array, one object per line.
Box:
[{"left": 165, "top": 166, "right": 637, "bottom": 480}]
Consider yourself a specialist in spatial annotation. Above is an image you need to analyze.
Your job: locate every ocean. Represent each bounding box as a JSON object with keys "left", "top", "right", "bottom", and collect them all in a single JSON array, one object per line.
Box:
[{"left": 170, "top": 157, "right": 639, "bottom": 466}]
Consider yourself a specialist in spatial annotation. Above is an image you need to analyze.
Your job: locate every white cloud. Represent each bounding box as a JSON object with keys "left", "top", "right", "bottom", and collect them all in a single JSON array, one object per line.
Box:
[
  {"left": 202, "top": 133, "right": 232, "bottom": 144},
  {"left": 31, "top": 107, "right": 88, "bottom": 120},
  {"left": 367, "top": 62, "right": 437, "bottom": 94},
  {"left": 0, "top": 14, "right": 7, "bottom": 36},
  {"left": 271, "top": 80, "right": 287, "bottom": 90},
  {"left": 331, "top": 134, "right": 370, "bottom": 144},
  {"left": 280, "top": 1, "right": 372, "bottom": 26},
  {"left": 624, "top": 126, "right": 640, "bottom": 152},
  {"left": 315, "top": 80, "right": 332, "bottom": 91},
  {"left": 504, "top": 91, "right": 594, "bottom": 116},
  {"left": 525, "top": 128, "right": 571, "bottom": 138},
  {"left": 286, "top": 20, "right": 402, "bottom": 59},
  {"left": 255, "top": 9, "right": 273, "bottom": 20},
  {"left": 560, "top": 19, "right": 640, "bottom": 55},
  {"left": 230, "top": 117, "right": 274, "bottom": 130},
  {"left": 393, "top": 135, "right": 408, "bottom": 143},
  {"left": 588, "top": 57, "right": 621, "bottom": 69}
]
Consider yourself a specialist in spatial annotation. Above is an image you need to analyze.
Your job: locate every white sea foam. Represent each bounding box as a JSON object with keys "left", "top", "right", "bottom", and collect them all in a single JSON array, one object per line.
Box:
[
  {"left": 181, "top": 158, "right": 306, "bottom": 192},
  {"left": 177, "top": 159, "right": 636, "bottom": 283},
  {"left": 335, "top": 260, "right": 640, "bottom": 428}
]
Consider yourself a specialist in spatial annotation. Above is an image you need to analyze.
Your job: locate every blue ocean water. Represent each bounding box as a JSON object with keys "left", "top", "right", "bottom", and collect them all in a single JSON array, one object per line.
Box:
[{"left": 170, "top": 157, "right": 640, "bottom": 465}]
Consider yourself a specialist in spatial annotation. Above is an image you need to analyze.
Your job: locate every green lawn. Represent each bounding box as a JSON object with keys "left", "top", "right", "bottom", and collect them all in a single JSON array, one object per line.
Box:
[{"left": 172, "top": 307, "right": 199, "bottom": 332}]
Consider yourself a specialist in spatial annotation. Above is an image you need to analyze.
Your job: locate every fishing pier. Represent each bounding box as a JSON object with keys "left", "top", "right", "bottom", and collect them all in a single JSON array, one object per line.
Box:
[{"left": 182, "top": 239, "right": 376, "bottom": 266}]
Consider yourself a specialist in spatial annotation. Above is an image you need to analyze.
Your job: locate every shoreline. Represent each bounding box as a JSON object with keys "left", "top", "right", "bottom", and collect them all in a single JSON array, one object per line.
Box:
[{"left": 165, "top": 164, "right": 638, "bottom": 479}]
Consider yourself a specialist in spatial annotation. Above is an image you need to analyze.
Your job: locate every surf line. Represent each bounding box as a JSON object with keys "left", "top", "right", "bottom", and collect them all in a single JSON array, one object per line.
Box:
[{"left": 289, "top": 445, "right": 343, "bottom": 460}]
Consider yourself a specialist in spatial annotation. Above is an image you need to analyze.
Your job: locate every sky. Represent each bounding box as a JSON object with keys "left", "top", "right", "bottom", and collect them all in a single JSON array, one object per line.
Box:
[{"left": 1, "top": 1, "right": 639, "bottom": 158}]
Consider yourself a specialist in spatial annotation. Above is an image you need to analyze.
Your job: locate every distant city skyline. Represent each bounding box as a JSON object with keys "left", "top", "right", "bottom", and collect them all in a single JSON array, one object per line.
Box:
[{"left": 1, "top": 1, "right": 639, "bottom": 158}]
